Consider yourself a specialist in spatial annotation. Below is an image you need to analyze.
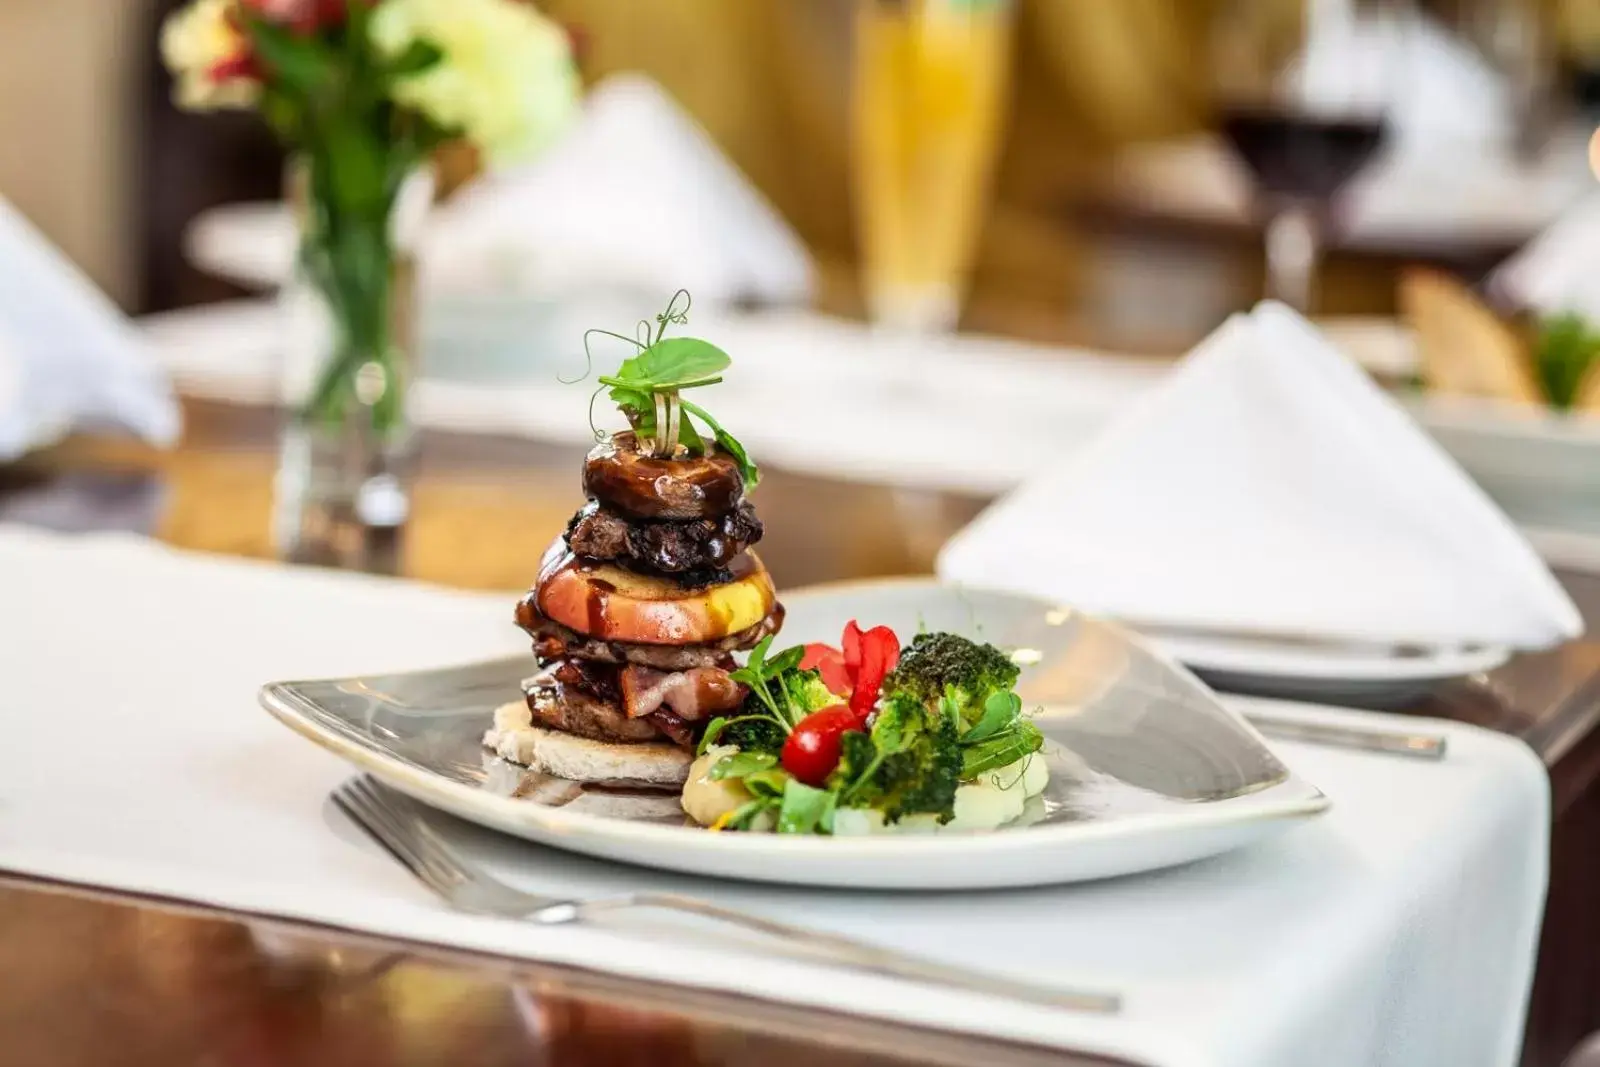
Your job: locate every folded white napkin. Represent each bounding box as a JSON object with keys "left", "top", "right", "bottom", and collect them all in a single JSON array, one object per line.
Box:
[
  {"left": 0, "top": 198, "right": 179, "bottom": 459},
  {"left": 423, "top": 73, "right": 812, "bottom": 306},
  {"left": 939, "top": 301, "right": 1582, "bottom": 650},
  {"left": 1490, "top": 191, "right": 1600, "bottom": 321}
]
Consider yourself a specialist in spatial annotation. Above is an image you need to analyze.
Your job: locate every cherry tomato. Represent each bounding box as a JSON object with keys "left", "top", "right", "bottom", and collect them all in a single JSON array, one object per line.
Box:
[
  {"left": 799, "top": 643, "right": 852, "bottom": 697},
  {"left": 781, "top": 705, "right": 861, "bottom": 786}
]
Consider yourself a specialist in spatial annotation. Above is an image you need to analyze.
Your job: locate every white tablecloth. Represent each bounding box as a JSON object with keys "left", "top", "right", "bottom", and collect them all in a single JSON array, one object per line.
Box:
[{"left": 0, "top": 527, "right": 1549, "bottom": 1067}]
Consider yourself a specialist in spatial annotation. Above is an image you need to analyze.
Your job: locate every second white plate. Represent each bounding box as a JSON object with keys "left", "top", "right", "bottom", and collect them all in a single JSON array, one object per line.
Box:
[{"left": 1154, "top": 633, "right": 1510, "bottom": 706}]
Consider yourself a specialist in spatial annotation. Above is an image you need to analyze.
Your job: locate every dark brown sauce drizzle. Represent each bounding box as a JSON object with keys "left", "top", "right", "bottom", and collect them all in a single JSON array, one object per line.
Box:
[{"left": 586, "top": 576, "right": 614, "bottom": 635}]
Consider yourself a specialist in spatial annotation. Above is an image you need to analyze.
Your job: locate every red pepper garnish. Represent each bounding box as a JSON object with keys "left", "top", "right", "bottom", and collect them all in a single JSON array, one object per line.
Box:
[
  {"left": 800, "top": 620, "right": 900, "bottom": 722},
  {"left": 849, "top": 624, "right": 899, "bottom": 718},
  {"left": 799, "top": 643, "right": 850, "bottom": 696}
]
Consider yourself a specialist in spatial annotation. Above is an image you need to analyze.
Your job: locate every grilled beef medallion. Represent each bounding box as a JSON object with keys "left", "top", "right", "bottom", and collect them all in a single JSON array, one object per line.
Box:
[{"left": 565, "top": 499, "right": 763, "bottom": 577}]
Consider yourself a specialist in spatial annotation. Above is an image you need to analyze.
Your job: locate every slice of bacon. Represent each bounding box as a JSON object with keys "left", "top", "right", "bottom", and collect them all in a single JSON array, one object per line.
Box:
[
  {"left": 646, "top": 709, "right": 697, "bottom": 748},
  {"left": 619, "top": 664, "right": 744, "bottom": 722}
]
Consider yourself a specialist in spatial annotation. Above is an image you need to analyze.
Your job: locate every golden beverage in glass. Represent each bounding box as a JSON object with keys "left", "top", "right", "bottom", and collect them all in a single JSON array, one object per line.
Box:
[{"left": 853, "top": 0, "right": 1013, "bottom": 331}]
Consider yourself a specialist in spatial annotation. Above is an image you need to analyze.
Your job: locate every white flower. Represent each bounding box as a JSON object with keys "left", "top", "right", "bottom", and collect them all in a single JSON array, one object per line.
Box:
[
  {"left": 370, "top": 0, "right": 579, "bottom": 166},
  {"left": 160, "top": 0, "right": 260, "bottom": 111}
]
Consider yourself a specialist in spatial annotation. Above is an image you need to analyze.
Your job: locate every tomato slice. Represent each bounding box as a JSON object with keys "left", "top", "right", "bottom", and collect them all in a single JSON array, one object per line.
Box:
[{"left": 780, "top": 705, "right": 861, "bottom": 786}]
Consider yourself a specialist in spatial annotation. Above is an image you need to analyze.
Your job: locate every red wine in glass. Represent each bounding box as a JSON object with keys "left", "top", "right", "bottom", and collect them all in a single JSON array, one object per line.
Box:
[
  {"left": 1220, "top": 107, "right": 1387, "bottom": 202},
  {"left": 1219, "top": 106, "right": 1387, "bottom": 310}
]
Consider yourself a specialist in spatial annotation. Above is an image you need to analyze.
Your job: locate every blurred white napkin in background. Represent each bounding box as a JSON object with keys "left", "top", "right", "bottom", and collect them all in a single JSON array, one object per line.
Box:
[
  {"left": 1490, "top": 191, "right": 1600, "bottom": 321},
  {"left": 424, "top": 74, "right": 812, "bottom": 306},
  {"left": 1385, "top": 12, "right": 1513, "bottom": 156},
  {"left": 0, "top": 197, "right": 179, "bottom": 460},
  {"left": 939, "top": 301, "right": 1581, "bottom": 651}
]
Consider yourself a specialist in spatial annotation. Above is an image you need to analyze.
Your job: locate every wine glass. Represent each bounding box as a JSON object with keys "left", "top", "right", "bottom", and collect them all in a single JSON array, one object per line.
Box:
[{"left": 1213, "top": 0, "right": 1404, "bottom": 312}]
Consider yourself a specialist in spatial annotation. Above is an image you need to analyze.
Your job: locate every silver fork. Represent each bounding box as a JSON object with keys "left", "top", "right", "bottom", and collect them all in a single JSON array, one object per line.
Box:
[{"left": 334, "top": 776, "right": 1121, "bottom": 1014}]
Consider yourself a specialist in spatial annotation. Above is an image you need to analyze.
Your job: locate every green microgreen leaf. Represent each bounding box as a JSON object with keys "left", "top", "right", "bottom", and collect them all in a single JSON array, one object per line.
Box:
[
  {"left": 710, "top": 751, "right": 778, "bottom": 781},
  {"left": 741, "top": 768, "right": 793, "bottom": 799},
  {"left": 678, "top": 416, "right": 706, "bottom": 453},
  {"left": 962, "top": 691, "right": 1022, "bottom": 745},
  {"left": 766, "top": 644, "right": 805, "bottom": 678},
  {"left": 697, "top": 717, "right": 729, "bottom": 755},
  {"left": 680, "top": 398, "right": 759, "bottom": 490},
  {"left": 729, "top": 635, "right": 772, "bottom": 691},
  {"left": 961, "top": 720, "right": 1044, "bottom": 778},
  {"left": 777, "top": 780, "right": 837, "bottom": 835},
  {"left": 568, "top": 293, "right": 757, "bottom": 482},
  {"left": 605, "top": 337, "right": 730, "bottom": 390},
  {"left": 722, "top": 797, "right": 778, "bottom": 832}
]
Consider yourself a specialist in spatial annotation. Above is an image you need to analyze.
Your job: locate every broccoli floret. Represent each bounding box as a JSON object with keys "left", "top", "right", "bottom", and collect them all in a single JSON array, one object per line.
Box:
[
  {"left": 780, "top": 668, "right": 839, "bottom": 718},
  {"left": 884, "top": 632, "right": 1020, "bottom": 728},
  {"left": 829, "top": 692, "right": 961, "bottom": 822},
  {"left": 718, "top": 710, "right": 786, "bottom": 757},
  {"left": 710, "top": 668, "right": 836, "bottom": 758}
]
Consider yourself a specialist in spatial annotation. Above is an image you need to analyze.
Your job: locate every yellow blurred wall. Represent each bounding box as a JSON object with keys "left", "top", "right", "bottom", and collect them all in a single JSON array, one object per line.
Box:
[{"left": 0, "top": 0, "right": 143, "bottom": 306}]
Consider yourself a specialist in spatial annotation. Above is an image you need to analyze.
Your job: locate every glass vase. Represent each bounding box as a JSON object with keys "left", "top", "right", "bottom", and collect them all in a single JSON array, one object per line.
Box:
[{"left": 272, "top": 159, "right": 430, "bottom": 574}]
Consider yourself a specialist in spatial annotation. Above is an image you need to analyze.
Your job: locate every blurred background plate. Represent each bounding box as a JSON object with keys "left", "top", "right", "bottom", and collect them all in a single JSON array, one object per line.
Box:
[
  {"left": 1407, "top": 393, "right": 1600, "bottom": 533},
  {"left": 1154, "top": 632, "right": 1511, "bottom": 707}
]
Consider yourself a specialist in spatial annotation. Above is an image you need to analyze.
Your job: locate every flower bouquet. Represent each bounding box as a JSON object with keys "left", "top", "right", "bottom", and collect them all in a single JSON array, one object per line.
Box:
[{"left": 162, "top": 0, "right": 578, "bottom": 569}]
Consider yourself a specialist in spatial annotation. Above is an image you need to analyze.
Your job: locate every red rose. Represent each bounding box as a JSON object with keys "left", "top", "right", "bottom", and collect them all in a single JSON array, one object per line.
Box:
[{"left": 206, "top": 51, "right": 264, "bottom": 84}]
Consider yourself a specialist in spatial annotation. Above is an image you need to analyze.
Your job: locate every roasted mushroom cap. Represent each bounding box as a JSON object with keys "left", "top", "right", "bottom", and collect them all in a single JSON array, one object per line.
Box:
[{"left": 582, "top": 431, "right": 744, "bottom": 521}]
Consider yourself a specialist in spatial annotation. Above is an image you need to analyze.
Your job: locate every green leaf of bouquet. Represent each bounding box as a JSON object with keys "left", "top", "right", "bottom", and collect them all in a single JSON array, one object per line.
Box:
[
  {"left": 243, "top": 17, "right": 335, "bottom": 98},
  {"left": 385, "top": 40, "right": 444, "bottom": 79}
]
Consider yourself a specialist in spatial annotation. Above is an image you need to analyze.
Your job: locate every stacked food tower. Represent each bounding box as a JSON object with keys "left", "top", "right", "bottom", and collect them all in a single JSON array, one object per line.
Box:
[{"left": 486, "top": 300, "right": 782, "bottom": 785}]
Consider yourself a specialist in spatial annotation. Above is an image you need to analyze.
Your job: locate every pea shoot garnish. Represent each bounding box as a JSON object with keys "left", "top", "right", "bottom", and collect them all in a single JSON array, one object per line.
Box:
[{"left": 567, "top": 290, "right": 759, "bottom": 488}]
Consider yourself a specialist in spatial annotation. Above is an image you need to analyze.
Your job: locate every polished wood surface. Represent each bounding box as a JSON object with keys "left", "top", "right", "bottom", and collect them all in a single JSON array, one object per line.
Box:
[
  {"left": 0, "top": 879, "right": 1128, "bottom": 1067},
  {"left": 6, "top": 396, "right": 1600, "bottom": 1065}
]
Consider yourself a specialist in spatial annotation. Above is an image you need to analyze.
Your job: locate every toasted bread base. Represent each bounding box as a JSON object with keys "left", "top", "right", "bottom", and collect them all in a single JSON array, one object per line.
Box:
[{"left": 484, "top": 701, "right": 692, "bottom": 786}]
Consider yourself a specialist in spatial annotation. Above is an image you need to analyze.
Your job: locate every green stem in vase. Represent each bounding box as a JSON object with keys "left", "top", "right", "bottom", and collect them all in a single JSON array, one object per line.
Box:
[{"left": 294, "top": 138, "right": 406, "bottom": 439}]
